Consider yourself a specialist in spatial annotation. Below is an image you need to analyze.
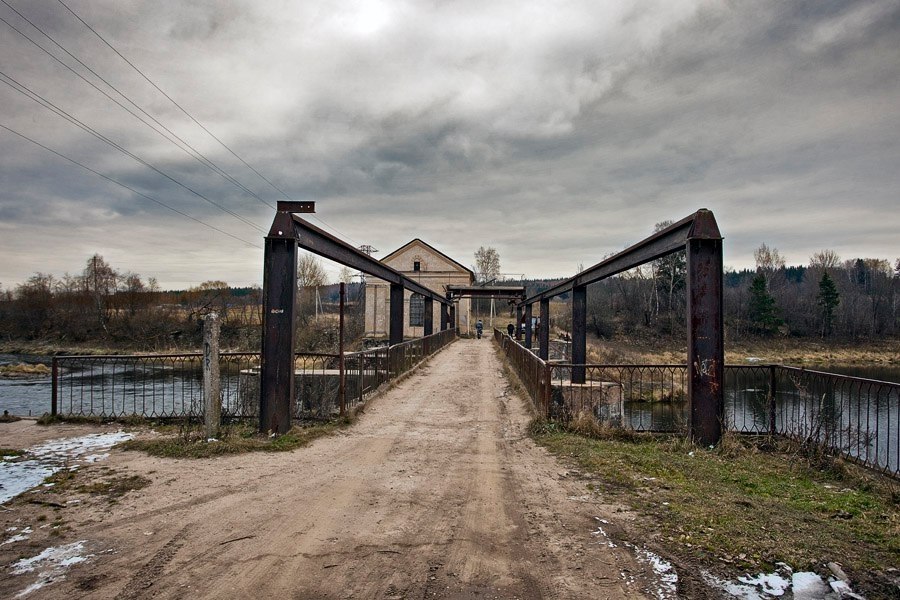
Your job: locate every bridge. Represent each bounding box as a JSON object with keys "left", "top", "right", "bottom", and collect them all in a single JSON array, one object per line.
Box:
[{"left": 259, "top": 203, "right": 724, "bottom": 445}]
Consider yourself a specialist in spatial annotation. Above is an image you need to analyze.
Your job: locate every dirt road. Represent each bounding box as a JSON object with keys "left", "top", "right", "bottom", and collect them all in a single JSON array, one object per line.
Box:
[{"left": 3, "top": 339, "right": 667, "bottom": 599}]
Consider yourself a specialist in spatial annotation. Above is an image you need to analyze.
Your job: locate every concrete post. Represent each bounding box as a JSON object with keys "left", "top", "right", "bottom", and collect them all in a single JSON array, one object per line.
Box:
[{"left": 203, "top": 313, "right": 221, "bottom": 439}]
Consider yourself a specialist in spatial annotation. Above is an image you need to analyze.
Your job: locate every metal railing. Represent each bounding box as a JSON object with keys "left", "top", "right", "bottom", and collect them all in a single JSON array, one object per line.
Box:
[
  {"left": 495, "top": 332, "right": 900, "bottom": 478},
  {"left": 51, "top": 329, "right": 457, "bottom": 421},
  {"left": 494, "top": 328, "right": 551, "bottom": 415}
]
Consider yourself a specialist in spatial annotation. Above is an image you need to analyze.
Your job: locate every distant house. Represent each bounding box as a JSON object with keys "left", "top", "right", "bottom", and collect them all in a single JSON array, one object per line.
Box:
[{"left": 364, "top": 239, "right": 475, "bottom": 340}]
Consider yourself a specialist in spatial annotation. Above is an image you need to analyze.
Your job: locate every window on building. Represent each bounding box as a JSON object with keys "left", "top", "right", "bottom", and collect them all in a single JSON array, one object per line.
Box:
[
  {"left": 413, "top": 261, "right": 421, "bottom": 272},
  {"left": 409, "top": 294, "right": 424, "bottom": 327}
]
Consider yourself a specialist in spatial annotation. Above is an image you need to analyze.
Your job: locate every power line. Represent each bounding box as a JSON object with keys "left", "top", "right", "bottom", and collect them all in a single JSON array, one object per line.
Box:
[
  {"left": 0, "top": 122, "right": 261, "bottom": 249},
  {"left": 55, "top": 0, "right": 291, "bottom": 201},
  {"left": 0, "top": 69, "right": 266, "bottom": 234},
  {"left": 52, "top": 0, "right": 366, "bottom": 247},
  {"left": 0, "top": 2, "right": 275, "bottom": 211}
]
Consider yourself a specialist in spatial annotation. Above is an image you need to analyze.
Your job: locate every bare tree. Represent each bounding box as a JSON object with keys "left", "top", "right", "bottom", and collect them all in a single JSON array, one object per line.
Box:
[
  {"left": 809, "top": 249, "right": 841, "bottom": 271},
  {"left": 474, "top": 246, "right": 500, "bottom": 284},
  {"left": 754, "top": 244, "right": 786, "bottom": 290},
  {"left": 297, "top": 253, "right": 328, "bottom": 288}
]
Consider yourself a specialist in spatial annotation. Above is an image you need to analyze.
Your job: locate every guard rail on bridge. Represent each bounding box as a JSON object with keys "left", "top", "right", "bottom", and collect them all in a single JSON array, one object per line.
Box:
[
  {"left": 51, "top": 328, "right": 456, "bottom": 422},
  {"left": 495, "top": 330, "right": 899, "bottom": 479}
]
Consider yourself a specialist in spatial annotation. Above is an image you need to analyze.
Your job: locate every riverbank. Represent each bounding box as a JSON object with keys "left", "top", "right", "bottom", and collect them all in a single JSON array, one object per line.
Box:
[{"left": 587, "top": 335, "right": 899, "bottom": 367}]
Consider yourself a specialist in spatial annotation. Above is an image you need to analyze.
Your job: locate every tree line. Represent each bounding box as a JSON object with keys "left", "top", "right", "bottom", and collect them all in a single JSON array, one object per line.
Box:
[
  {"left": 561, "top": 241, "right": 898, "bottom": 342},
  {"left": 0, "top": 254, "right": 262, "bottom": 350}
]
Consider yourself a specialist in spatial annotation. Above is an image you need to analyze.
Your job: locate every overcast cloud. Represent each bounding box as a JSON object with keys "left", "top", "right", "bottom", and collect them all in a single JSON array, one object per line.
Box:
[{"left": 1, "top": 0, "right": 898, "bottom": 288}]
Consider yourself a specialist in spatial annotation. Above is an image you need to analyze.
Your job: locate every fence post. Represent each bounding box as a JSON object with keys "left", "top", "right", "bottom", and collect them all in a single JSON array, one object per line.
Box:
[
  {"left": 768, "top": 365, "right": 777, "bottom": 437},
  {"left": 203, "top": 313, "right": 221, "bottom": 439},
  {"left": 51, "top": 357, "right": 58, "bottom": 416},
  {"left": 339, "top": 283, "right": 346, "bottom": 417}
]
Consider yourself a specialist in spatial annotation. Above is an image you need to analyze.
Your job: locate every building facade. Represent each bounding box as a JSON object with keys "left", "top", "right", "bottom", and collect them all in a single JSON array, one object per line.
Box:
[{"left": 364, "top": 239, "right": 474, "bottom": 340}]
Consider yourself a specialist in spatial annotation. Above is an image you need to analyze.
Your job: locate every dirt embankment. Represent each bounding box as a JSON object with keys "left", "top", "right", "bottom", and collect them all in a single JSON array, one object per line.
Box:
[{"left": 2, "top": 339, "right": 683, "bottom": 599}]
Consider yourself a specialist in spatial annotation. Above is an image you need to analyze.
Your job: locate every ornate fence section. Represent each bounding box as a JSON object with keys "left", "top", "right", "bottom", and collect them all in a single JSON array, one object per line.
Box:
[
  {"left": 495, "top": 332, "right": 899, "bottom": 477},
  {"left": 51, "top": 329, "right": 457, "bottom": 421}
]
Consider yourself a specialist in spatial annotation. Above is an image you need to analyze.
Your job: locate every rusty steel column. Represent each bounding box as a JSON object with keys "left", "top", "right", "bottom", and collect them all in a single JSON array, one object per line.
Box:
[
  {"left": 524, "top": 303, "right": 533, "bottom": 349},
  {"left": 538, "top": 298, "right": 550, "bottom": 361},
  {"left": 449, "top": 303, "right": 456, "bottom": 332},
  {"left": 686, "top": 212, "right": 724, "bottom": 447},
  {"left": 389, "top": 283, "right": 404, "bottom": 346},
  {"left": 260, "top": 235, "right": 298, "bottom": 434},
  {"left": 423, "top": 296, "right": 434, "bottom": 336},
  {"left": 515, "top": 304, "right": 523, "bottom": 340},
  {"left": 571, "top": 285, "right": 586, "bottom": 384},
  {"left": 339, "top": 282, "right": 346, "bottom": 416},
  {"left": 440, "top": 302, "right": 449, "bottom": 331}
]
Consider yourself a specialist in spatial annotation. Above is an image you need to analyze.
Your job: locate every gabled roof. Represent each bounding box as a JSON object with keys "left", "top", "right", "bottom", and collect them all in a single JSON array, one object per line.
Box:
[{"left": 382, "top": 238, "right": 475, "bottom": 277}]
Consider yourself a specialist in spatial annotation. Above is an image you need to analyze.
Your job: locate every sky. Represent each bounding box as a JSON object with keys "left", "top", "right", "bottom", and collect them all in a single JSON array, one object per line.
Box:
[{"left": 1, "top": 0, "right": 898, "bottom": 290}]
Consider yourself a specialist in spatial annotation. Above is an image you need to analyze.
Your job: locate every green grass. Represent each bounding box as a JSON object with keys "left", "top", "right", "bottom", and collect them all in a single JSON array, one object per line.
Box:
[
  {"left": 529, "top": 421, "right": 899, "bottom": 597},
  {"left": 121, "top": 418, "right": 351, "bottom": 459},
  {"left": 0, "top": 448, "right": 26, "bottom": 458}
]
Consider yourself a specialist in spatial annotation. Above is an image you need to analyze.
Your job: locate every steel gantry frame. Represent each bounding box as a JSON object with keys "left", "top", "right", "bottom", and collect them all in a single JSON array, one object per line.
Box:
[
  {"left": 261, "top": 201, "right": 454, "bottom": 434},
  {"left": 519, "top": 209, "right": 724, "bottom": 446}
]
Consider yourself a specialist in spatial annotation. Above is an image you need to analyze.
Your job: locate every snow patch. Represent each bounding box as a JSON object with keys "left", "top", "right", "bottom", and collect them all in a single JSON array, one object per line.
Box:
[
  {"left": 2, "top": 527, "right": 32, "bottom": 546},
  {"left": 0, "top": 432, "right": 133, "bottom": 504},
  {"left": 703, "top": 566, "right": 865, "bottom": 599},
  {"left": 11, "top": 541, "right": 92, "bottom": 597}
]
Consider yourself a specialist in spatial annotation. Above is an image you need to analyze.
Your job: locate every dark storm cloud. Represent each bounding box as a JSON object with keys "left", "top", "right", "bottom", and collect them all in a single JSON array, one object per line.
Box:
[{"left": 1, "top": 0, "right": 898, "bottom": 288}]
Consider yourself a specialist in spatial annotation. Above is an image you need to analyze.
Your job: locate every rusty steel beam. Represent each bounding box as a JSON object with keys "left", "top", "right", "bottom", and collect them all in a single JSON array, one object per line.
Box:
[
  {"left": 424, "top": 296, "right": 434, "bottom": 336},
  {"left": 260, "top": 235, "right": 298, "bottom": 434},
  {"left": 538, "top": 299, "right": 550, "bottom": 361},
  {"left": 291, "top": 215, "right": 449, "bottom": 305},
  {"left": 524, "top": 303, "right": 533, "bottom": 349},
  {"left": 523, "top": 210, "right": 718, "bottom": 304},
  {"left": 686, "top": 235, "right": 724, "bottom": 446},
  {"left": 571, "top": 285, "right": 586, "bottom": 384},
  {"left": 446, "top": 285, "right": 526, "bottom": 300},
  {"left": 390, "top": 283, "right": 404, "bottom": 345}
]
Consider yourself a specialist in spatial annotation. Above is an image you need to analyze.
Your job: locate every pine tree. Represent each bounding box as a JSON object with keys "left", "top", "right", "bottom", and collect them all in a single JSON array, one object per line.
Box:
[
  {"left": 748, "top": 274, "right": 781, "bottom": 335},
  {"left": 816, "top": 271, "right": 840, "bottom": 337}
]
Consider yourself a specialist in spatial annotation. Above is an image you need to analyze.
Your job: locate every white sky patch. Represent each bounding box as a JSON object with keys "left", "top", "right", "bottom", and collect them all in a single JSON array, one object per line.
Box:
[
  {"left": 10, "top": 541, "right": 92, "bottom": 598},
  {"left": 0, "top": 432, "right": 133, "bottom": 504}
]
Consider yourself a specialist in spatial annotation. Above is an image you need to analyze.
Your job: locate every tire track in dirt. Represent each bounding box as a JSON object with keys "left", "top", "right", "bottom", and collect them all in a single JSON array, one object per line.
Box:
[{"left": 23, "top": 339, "right": 661, "bottom": 599}]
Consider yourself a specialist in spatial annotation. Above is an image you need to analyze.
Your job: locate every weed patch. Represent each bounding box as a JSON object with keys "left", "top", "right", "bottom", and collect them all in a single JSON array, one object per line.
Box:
[
  {"left": 77, "top": 475, "right": 151, "bottom": 499},
  {"left": 531, "top": 426, "right": 900, "bottom": 597},
  {"left": 122, "top": 418, "right": 352, "bottom": 459}
]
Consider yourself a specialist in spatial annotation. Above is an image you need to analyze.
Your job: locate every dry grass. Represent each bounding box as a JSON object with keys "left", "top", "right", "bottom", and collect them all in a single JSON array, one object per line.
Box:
[
  {"left": 531, "top": 424, "right": 900, "bottom": 597},
  {"left": 0, "top": 362, "right": 51, "bottom": 378},
  {"left": 583, "top": 336, "right": 899, "bottom": 366}
]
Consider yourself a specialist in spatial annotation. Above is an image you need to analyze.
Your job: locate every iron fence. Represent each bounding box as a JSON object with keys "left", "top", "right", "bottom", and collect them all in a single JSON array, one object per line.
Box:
[
  {"left": 495, "top": 332, "right": 900, "bottom": 478},
  {"left": 494, "top": 328, "right": 551, "bottom": 415},
  {"left": 51, "top": 328, "right": 457, "bottom": 421}
]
